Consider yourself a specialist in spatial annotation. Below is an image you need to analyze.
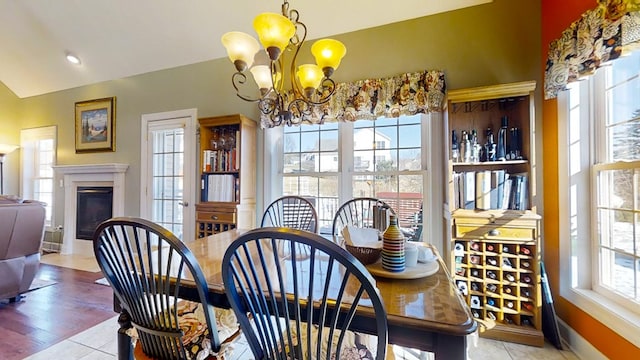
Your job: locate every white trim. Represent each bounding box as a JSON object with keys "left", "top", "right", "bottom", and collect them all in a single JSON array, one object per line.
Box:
[
  {"left": 557, "top": 318, "right": 607, "bottom": 360},
  {"left": 52, "top": 163, "right": 128, "bottom": 255},
  {"left": 557, "top": 78, "right": 640, "bottom": 349}
]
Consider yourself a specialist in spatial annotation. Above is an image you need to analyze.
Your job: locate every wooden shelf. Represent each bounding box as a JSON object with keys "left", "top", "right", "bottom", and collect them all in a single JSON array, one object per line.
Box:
[
  {"left": 446, "top": 81, "right": 543, "bottom": 347},
  {"left": 196, "top": 114, "right": 257, "bottom": 237}
]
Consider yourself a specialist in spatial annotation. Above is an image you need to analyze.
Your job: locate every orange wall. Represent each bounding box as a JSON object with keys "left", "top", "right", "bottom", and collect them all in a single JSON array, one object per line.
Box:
[{"left": 541, "top": 0, "right": 640, "bottom": 357}]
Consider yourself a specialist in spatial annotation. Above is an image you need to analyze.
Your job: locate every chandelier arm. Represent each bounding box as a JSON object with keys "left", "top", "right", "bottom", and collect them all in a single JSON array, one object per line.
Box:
[
  {"left": 232, "top": 72, "right": 263, "bottom": 103},
  {"left": 301, "top": 78, "right": 337, "bottom": 106},
  {"left": 287, "top": 98, "right": 314, "bottom": 125}
]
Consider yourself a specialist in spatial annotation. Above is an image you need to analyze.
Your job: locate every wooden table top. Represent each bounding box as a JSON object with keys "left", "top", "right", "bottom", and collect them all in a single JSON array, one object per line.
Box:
[{"left": 184, "top": 229, "right": 476, "bottom": 338}]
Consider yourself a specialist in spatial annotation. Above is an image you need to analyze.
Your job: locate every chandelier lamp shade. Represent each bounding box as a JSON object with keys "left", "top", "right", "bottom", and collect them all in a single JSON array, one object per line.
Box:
[{"left": 221, "top": 0, "right": 346, "bottom": 126}]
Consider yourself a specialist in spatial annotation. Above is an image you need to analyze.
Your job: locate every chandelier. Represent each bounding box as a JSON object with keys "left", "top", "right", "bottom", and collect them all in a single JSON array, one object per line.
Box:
[{"left": 221, "top": 0, "right": 346, "bottom": 126}]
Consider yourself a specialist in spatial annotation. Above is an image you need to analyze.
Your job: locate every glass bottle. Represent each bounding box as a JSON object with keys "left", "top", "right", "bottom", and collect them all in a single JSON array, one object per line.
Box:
[
  {"left": 497, "top": 116, "right": 508, "bottom": 161},
  {"left": 461, "top": 130, "right": 471, "bottom": 163},
  {"left": 471, "top": 129, "right": 481, "bottom": 163},
  {"left": 451, "top": 130, "right": 459, "bottom": 163},
  {"left": 485, "top": 127, "right": 497, "bottom": 161},
  {"left": 382, "top": 214, "right": 405, "bottom": 272}
]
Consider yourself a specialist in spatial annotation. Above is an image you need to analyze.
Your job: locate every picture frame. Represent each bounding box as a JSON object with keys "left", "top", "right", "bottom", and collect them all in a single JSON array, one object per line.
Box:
[{"left": 75, "top": 96, "right": 116, "bottom": 153}]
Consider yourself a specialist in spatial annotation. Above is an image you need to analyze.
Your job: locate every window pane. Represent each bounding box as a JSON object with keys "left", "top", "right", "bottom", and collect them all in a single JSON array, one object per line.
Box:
[
  {"left": 399, "top": 148, "right": 421, "bottom": 171},
  {"left": 283, "top": 153, "right": 301, "bottom": 173},
  {"left": 599, "top": 169, "right": 633, "bottom": 210},
  {"left": 300, "top": 132, "right": 318, "bottom": 152},
  {"left": 606, "top": 77, "right": 640, "bottom": 126},
  {"left": 608, "top": 119, "right": 640, "bottom": 161},
  {"left": 374, "top": 151, "right": 397, "bottom": 171},
  {"left": 318, "top": 151, "right": 338, "bottom": 172},
  {"left": 376, "top": 126, "right": 398, "bottom": 147},
  {"left": 354, "top": 150, "right": 373, "bottom": 171},
  {"left": 284, "top": 133, "right": 300, "bottom": 153},
  {"left": 398, "top": 124, "right": 420, "bottom": 148},
  {"left": 319, "top": 130, "right": 338, "bottom": 151}
]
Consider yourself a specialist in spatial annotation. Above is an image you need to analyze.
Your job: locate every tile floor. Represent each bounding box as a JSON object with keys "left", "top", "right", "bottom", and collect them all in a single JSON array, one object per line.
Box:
[
  {"left": 30, "top": 253, "right": 581, "bottom": 359},
  {"left": 23, "top": 314, "right": 580, "bottom": 360}
]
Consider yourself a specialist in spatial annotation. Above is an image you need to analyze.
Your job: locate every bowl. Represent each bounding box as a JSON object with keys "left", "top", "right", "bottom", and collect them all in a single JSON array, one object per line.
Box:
[{"left": 345, "top": 244, "right": 382, "bottom": 265}]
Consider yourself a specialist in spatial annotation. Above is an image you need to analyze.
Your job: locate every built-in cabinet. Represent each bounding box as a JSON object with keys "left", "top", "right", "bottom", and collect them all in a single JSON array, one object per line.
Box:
[
  {"left": 445, "top": 81, "right": 543, "bottom": 347},
  {"left": 196, "top": 114, "right": 256, "bottom": 238}
]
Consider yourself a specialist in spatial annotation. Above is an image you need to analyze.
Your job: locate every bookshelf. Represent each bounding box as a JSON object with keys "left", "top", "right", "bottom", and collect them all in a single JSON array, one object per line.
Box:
[
  {"left": 445, "top": 81, "right": 543, "bottom": 347},
  {"left": 196, "top": 114, "right": 256, "bottom": 238}
]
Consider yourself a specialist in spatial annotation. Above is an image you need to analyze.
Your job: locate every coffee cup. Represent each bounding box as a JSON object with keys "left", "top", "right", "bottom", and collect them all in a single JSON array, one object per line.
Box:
[{"left": 405, "top": 242, "right": 418, "bottom": 267}]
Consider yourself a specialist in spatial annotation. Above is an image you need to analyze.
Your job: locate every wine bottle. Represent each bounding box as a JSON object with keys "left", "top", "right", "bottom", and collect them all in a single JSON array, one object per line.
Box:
[
  {"left": 485, "top": 127, "right": 496, "bottom": 161},
  {"left": 461, "top": 130, "right": 471, "bottom": 163},
  {"left": 471, "top": 129, "right": 481, "bottom": 163},
  {"left": 451, "top": 130, "right": 459, "bottom": 163},
  {"left": 497, "top": 116, "right": 508, "bottom": 161}
]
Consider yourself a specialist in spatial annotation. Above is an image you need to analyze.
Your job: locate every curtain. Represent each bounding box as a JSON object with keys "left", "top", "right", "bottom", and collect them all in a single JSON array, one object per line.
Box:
[
  {"left": 544, "top": 0, "right": 640, "bottom": 100},
  {"left": 260, "top": 70, "right": 446, "bottom": 128}
]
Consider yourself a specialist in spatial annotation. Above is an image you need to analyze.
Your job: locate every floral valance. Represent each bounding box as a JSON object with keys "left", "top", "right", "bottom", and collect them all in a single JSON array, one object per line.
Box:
[
  {"left": 260, "top": 70, "right": 446, "bottom": 128},
  {"left": 544, "top": 0, "right": 640, "bottom": 99}
]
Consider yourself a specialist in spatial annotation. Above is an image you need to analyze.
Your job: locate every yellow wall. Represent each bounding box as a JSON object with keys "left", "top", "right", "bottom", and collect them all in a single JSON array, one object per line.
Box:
[{"left": 0, "top": 82, "right": 21, "bottom": 193}]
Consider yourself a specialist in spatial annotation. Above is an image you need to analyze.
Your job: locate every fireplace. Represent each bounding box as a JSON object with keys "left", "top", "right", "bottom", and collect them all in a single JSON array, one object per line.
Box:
[
  {"left": 76, "top": 186, "right": 113, "bottom": 240},
  {"left": 53, "top": 163, "right": 128, "bottom": 255}
]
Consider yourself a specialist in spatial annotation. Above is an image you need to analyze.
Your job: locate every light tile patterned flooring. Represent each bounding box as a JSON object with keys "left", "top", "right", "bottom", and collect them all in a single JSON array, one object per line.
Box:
[
  {"left": 23, "top": 310, "right": 580, "bottom": 360},
  {"left": 31, "top": 253, "right": 580, "bottom": 359}
]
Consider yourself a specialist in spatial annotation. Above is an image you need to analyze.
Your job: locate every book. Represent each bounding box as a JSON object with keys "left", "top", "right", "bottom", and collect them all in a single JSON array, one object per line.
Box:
[
  {"left": 475, "top": 171, "right": 491, "bottom": 210},
  {"left": 464, "top": 171, "right": 476, "bottom": 210}
]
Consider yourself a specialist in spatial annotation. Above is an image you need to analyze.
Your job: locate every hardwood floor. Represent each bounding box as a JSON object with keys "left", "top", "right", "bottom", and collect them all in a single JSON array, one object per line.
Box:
[{"left": 0, "top": 264, "right": 115, "bottom": 360}]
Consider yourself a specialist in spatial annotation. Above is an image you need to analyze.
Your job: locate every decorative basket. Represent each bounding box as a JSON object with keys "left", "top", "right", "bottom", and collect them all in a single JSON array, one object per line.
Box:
[{"left": 345, "top": 244, "right": 382, "bottom": 265}]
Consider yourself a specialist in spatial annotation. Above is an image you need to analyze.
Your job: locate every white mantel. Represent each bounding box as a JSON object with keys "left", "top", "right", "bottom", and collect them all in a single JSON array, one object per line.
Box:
[{"left": 53, "top": 163, "right": 128, "bottom": 255}]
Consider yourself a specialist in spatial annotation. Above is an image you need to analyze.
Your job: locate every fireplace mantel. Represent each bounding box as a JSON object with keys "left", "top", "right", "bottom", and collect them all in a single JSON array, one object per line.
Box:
[
  {"left": 53, "top": 163, "right": 129, "bottom": 255},
  {"left": 53, "top": 163, "right": 129, "bottom": 175}
]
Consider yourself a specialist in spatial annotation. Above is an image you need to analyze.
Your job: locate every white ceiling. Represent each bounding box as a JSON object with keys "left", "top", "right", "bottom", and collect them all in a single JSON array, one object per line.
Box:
[{"left": 0, "top": 0, "right": 490, "bottom": 98}]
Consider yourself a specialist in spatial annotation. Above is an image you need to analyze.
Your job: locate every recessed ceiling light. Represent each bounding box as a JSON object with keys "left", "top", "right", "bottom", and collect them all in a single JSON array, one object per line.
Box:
[{"left": 66, "top": 52, "right": 81, "bottom": 65}]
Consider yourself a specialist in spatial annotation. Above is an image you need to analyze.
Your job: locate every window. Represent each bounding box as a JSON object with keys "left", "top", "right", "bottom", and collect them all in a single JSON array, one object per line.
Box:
[
  {"left": 279, "top": 114, "right": 433, "bottom": 241},
  {"left": 283, "top": 122, "right": 339, "bottom": 233},
  {"left": 21, "top": 126, "right": 57, "bottom": 227},
  {"left": 558, "top": 51, "right": 640, "bottom": 343}
]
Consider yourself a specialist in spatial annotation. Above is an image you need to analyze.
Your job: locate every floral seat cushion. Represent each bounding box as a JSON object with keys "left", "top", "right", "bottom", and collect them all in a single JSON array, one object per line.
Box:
[{"left": 129, "top": 299, "right": 239, "bottom": 360}]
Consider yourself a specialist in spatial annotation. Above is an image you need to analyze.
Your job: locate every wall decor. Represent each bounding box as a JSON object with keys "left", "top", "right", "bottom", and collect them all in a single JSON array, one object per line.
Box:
[{"left": 75, "top": 96, "right": 116, "bottom": 153}]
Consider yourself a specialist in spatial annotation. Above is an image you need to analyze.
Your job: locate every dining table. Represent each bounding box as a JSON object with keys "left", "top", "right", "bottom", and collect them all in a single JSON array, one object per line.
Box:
[{"left": 113, "top": 229, "right": 477, "bottom": 360}]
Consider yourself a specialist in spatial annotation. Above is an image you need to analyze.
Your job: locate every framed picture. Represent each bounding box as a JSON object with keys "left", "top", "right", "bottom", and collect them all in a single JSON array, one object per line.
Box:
[{"left": 75, "top": 96, "right": 116, "bottom": 153}]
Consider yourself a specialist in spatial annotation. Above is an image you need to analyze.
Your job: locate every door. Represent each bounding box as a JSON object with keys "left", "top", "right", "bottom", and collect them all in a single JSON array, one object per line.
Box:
[{"left": 140, "top": 109, "right": 197, "bottom": 241}]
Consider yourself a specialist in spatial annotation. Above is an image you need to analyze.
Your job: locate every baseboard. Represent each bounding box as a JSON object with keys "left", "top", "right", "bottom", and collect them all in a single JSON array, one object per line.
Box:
[{"left": 557, "top": 318, "right": 606, "bottom": 359}]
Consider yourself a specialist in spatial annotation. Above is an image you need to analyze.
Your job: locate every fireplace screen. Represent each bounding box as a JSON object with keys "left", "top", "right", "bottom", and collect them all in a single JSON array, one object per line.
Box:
[{"left": 76, "top": 186, "right": 113, "bottom": 240}]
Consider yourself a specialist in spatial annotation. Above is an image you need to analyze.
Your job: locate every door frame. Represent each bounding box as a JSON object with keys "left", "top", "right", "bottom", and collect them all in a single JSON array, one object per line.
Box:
[{"left": 140, "top": 108, "right": 197, "bottom": 241}]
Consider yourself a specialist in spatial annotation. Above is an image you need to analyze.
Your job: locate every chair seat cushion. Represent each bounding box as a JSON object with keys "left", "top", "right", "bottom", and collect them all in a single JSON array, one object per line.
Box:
[
  {"left": 130, "top": 300, "right": 239, "bottom": 360},
  {"left": 254, "top": 316, "right": 376, "bottom": 360}
]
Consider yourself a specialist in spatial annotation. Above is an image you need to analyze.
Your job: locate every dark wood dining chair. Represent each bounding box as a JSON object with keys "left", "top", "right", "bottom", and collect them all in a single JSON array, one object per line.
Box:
[
  {"left": 93, "top": 217, "right": 240, "bottom": 360},
  {"left": 221, "top": 227, "right": 389, "bottom": 360},
  {"left": 332, "top": 197, "right": 396, "bottom": 237},
  {"left": 261, "top": 195, "right": 318, "bottom": 233}
]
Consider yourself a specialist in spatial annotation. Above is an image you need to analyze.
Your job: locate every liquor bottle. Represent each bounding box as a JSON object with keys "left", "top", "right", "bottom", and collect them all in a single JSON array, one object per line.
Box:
[
  {"left": 470, "top": 129, "right": 481, "bottom": 163},
  {"left": 451, "top": 130, "right": 459, "bottom": 163},
  {"left": 461, "top": 130, "right": 471, "bottom": 163},
  {"left": 497, "top": 116, "right": 508, "bottom": 161},
  {"left": 485, "top": 127, "right": 497, "bottom": 161}
]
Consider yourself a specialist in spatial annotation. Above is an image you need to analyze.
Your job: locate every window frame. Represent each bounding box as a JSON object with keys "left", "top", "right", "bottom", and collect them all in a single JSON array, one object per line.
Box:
[
  {"left": 20, "top": 125, "right": 57, "bottom": 229},
  {"left": 262, "top": 113, "right": 445, "bottom": 253},
  {"left": 557, "top": 68, "right": 640, "bottom": 348}
]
